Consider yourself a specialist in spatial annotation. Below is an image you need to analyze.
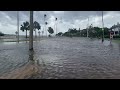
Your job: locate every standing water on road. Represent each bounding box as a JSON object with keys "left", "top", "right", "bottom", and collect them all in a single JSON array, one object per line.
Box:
[{"left": 0, "top": 37, "right": 120, "bottom": 79}]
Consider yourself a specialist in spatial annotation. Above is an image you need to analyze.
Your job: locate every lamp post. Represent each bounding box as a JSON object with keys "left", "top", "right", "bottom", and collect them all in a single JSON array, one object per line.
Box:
[
  {"left": 17, "top": 11, "right": 19, "bottom": 43},
  {"left": 55, "top": 18, "right": 57, "bottom": 36},
  {"left": 44, "top": 14, "right": 47, "bottom": 37},
  {"left": 29, "top": 11, "right": 34, "bottom": 51},
  {"left": 87, "top": 17, "right": 89, "bottom": 38},
  {"left": 102, "top": 11, "right": 104, "bottom": 42}
]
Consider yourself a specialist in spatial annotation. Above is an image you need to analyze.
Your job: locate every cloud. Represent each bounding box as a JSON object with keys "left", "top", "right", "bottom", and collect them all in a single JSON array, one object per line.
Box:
[{"left": 0, "top": 11, "right": 119, "bottom": 35}]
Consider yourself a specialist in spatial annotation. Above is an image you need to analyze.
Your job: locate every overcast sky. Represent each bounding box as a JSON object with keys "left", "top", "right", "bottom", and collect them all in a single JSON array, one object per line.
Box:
[{"left": 0, "top": 11, "right": 120, "bottom": 35}]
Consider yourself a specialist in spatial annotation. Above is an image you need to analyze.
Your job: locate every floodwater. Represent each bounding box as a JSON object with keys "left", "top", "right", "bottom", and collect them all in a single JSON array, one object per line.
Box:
[{"left": 0, "top": 37, "right": 120, "bottom": 79}]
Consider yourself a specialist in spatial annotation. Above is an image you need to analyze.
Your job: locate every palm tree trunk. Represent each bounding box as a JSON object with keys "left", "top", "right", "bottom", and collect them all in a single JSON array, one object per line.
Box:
[
  {"left": 26, "top": 30, "right": 27, "bottom": 38},
  {"left": 35, "top": 30, "right": 37, "bottom": 38}
]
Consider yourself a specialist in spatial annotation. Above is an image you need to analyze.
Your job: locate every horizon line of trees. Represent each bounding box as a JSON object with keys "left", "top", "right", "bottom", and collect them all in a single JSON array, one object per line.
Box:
[
  {"left": 58, "top": 23, "right": 120, "bottom": 38},
  {"left": 0, "top": 31, "right": 4, "bottom": 36}
]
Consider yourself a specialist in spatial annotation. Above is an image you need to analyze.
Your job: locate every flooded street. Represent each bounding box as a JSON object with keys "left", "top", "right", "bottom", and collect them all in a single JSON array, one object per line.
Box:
[{"left": 0, "top": 37, "right": 120, "bottom": 79}]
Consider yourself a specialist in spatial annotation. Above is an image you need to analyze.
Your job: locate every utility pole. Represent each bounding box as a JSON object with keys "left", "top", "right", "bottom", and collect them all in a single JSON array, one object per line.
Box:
[
  {"left": 29, "top": 11, "right": 34, "bottom": 51},
  {"left": 102, "top": 11, "right": 104, "bottom": 42},
  {"left": 17, "top": 11, "right": 19, "bottom": 43},
  {"left": 54, "top": 20, "right": 56, "bottom": 36},
  {"left": 87, "top": 17, "right": 89, "bottom": 38}
]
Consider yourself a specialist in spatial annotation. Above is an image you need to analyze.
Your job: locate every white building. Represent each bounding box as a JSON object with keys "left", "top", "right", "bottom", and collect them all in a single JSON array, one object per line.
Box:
[{"left": 111, "top": 22, "right": 120, "bottom": 36}]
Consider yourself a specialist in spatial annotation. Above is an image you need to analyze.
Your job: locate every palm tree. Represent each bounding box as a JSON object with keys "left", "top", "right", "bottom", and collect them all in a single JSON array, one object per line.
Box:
[
  {"left": 42, "top": 31, "right": 44, "bottom": 37},
  {"left": 38, "top": 31, "right": 40, "bottom": 40},
  {"left": 15, "top": 31, "right": 18, "bottom": 38},
  {"left": 48, "top": 27, "right": 54, "bottom": 37},
  {"left": 45, "top": 22, "right": 48, "bottom": 37},
  {"left": 20, "top": 21, "right": 30, "bottom": 38},
  {"left": 33, "top": 21, "right": 41, "bottom": 38}
]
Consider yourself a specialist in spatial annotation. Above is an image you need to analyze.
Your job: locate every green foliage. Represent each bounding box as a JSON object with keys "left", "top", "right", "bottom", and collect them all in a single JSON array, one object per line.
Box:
[
  {"left": 57, "top": 32, "right": 63, "bottom": 36},
  {"left": 20, "top": 21, "right": 41, "bottom": 38},
  {"left": 62, "top": 26, "right": 110, "bottom": 38},
  {"left": 104, "top": 35, "right": 110, "bottom": 38},
  {"left": 20, "top": 21, "right": 30, "bottom": 32},
  {"left": 62, "top": 32, "right": 69, "bottom": 36},
  {"left": 48, "top": 27, "right": 54, "bottom": 35},
  {"left": 20, "top": 21, "right": 30, "bottom": 38},
  {"left": 34, "top": 21, "right": 41, "bottom": 31},
  {"left": 0, "top": 31, "right": 4, "bottom": 36},
  {"left": 113, "top": 35, "right": 120, "bottom": 38}
]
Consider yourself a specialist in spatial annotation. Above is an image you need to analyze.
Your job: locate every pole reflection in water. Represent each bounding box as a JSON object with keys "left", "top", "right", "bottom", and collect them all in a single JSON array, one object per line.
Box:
[
  {"left": 0, "top": 51, "right": 40, "bottom": 79},
  {"left": 28, "top": 50, "right": 40, "bottom": 78}
]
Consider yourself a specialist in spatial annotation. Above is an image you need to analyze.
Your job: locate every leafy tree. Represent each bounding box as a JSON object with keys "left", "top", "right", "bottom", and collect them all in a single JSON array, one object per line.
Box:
[
  {"left": 0, "top": 31, "right": 4, "bottom": 36},
  {"left": 48, "top": 27, "right": 54, "bottom": 37},
  {"left": 104, "top": 27, "right": 109, "bottom": 36},
  {"left": 57, "top": 32, "right": 63, "bottom": 36}
]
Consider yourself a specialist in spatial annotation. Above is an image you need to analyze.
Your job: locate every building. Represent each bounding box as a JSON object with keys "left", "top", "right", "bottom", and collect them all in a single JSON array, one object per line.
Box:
[{"left": 110, "top": 22, "right": 120, "bottom": 36}]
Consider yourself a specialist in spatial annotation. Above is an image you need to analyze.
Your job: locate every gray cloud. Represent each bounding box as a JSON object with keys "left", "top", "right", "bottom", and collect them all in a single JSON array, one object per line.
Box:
[{"left": 0, "top": 11, "right": 119, "bottom": 35}]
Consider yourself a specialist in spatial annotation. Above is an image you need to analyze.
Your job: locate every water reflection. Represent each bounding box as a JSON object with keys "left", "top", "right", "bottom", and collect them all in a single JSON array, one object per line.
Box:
[
  {"left": 29, "top": 50, "right": 34, "bottom": 61},
  {"left": 1, "top": 37, "right": 120, "bottom": 79},
  {"left": 27, "top": 50, "right": 40, "bottom": 78},
  {"left": 118, "top": 43, "right": 120, "bottom": 53},
  {"left": 0, "top": 50, "right": 40, "bottom": 79}
]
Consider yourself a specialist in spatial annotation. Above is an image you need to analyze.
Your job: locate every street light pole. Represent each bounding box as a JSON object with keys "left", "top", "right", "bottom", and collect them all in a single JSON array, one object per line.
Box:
[
  {"left": 44, "top": 14, "right": 47, "bottom": 37},
  {"left": 87, "top": 17, "right": 89, "bottom": 38},
  {"left": 29, "top": 11, "right": 34, "bottom": 51},
  {"left": 102, "top": 11, "right": 104, "bottom": 42},
  {"left": 55, "top": 18, "right": 57, "bottom": 36},
  {"left": 17, "top": 11, "right": 19, "bottom": 43}
]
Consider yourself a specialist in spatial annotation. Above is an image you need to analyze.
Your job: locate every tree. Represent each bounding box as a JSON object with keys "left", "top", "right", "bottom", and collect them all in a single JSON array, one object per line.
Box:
[
  {"left": 48, "top": 27, "right": 54, "bottom": 37},
  {"left": 15, "top": 31, "right": 18, "bottom": 38},
  {"left": 62, "top": 32, "right": 69, "bottom": 37},
  {"left": 93, "top": 27, "right": 102, "bottom": 38},
  {"left": 88, "top": 24, "right": 95, "bottom": 38},
  {"left": 33, "top": 21, "right": 41, "bottom": 38},
  {"left": 57, "top": 32, "right": 63, "bottom": 36},
  {"left": 104, "top": 27, "right": 109, "bottom": 36},
  {"left": 45, "top": 22, "right": 48, "bottom": 37},
  {"left": 0, "top": 31, "right": 4, "bottom": 36},
  {"left": 20, "top": 21, "right": 30, "bottom": 38}
]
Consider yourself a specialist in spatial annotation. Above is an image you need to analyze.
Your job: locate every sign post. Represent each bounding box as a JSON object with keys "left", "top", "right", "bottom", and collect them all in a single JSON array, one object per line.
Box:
[{"left": 110, "top": 31, "right": 113, "bottom": 44}]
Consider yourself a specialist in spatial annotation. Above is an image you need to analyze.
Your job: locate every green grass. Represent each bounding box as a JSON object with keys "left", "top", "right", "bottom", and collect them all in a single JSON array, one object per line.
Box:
[{"left": 112, "top": 39, "right": 120, "bottom": 43}]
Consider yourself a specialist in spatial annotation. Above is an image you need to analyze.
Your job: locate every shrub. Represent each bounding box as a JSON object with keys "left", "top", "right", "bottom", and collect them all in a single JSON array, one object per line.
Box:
[{"left": 0, "top": 32, "right": 4, "bottom": 36}]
